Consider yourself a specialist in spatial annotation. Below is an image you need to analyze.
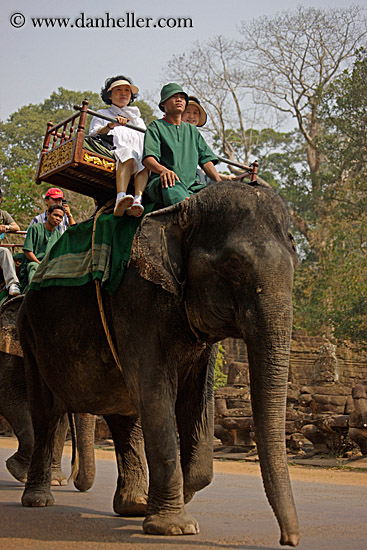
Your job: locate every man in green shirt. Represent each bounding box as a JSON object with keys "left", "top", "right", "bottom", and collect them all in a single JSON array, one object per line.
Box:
[
  {"left": 143, "top": 83, "right": 221, "bottom": 207},
  {"left": 21, "top": 204, "right": 65, "bottom": 288}
]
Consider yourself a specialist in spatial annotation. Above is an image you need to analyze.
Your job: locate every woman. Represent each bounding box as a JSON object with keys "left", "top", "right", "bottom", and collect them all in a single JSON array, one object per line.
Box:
[
  {"left": 182, "top": 96, "right": 207, "bottom": 127},
  {"left": 89, "top": 75, "right": 149, "bottom": 217},
  {"left": 182, "top": 97, "right": 236, "bottom": 183}
]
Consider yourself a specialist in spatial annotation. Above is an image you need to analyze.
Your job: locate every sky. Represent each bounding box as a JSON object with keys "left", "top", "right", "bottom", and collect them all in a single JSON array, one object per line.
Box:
[{"left": 0, "top": 0, "right": 363, "bottom": 121}]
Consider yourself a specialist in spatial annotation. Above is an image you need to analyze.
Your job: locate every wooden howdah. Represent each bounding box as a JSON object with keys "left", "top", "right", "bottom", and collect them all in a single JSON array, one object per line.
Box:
[{"left": 35, "top": 99, "right": 117, "bottom": 204}]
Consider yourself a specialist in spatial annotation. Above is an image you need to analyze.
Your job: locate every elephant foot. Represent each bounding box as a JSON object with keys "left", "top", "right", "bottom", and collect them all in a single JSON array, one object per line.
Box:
[
  {"left": 6, "top": 454, "right": 29, "bottom": 483},
  {"left": 280, "top": 532, "right": 300, "bottom": 547},
  {"left": 22, "top": 487, "right": 55, "bottom": 507},
  {"left": 51, "top": 467, "right": 68, "bottom": 486},
  {"left": 143, "top": 512, "right": 199, "bottom": 536},
  {"left": 113, "top": 493, "right": 147, "bottom": 517}
]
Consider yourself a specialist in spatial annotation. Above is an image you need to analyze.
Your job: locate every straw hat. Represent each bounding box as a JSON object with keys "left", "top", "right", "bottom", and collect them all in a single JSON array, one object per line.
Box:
[{"left": 186, "top": 96, "right": 207, "bottom": 127}]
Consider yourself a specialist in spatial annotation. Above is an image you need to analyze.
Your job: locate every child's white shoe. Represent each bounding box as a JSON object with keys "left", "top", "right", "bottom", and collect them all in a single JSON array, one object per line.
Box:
[{"left": 114, "top": 194, "right": 134, "bottom": 217}]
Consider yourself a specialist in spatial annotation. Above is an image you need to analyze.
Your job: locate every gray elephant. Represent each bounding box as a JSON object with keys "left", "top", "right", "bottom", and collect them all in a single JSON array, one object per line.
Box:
[
  {"left": 17, "top": 182, "right": 299, "bottom": 546},
  {"left": 0, "top": 298, "right": 96, "bottom": 491}
]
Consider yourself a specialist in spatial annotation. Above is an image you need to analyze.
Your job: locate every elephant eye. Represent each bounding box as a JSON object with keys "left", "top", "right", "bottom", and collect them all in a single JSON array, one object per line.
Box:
[{"left": 222, "top": 254, "right": 243, "bottom": 271}]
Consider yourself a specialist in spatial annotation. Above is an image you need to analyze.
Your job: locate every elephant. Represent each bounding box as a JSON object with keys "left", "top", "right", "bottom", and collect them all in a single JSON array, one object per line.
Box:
[
  {"left": 0, "top": 299, "right": 96, "bottom": 491},
  {"left": 17, "top": 182, "right": 299, "bottom": 547}
]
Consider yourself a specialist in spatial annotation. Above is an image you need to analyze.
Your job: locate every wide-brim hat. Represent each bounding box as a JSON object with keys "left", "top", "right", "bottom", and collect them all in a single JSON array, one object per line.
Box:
[
  {"left": 186, "top": 96, "right": 207, "bottom": 127},
  {"left": 159, "top": 83, "right": 189, "bottom": 112},
  {"left": 107, "top": 79, "right": 139, "bottom": 95}
]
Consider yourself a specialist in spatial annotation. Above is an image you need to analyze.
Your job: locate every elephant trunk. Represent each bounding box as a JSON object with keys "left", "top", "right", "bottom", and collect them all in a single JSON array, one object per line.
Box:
[{"left": 242, "top": 295, "right": 300, "bottom": 547}]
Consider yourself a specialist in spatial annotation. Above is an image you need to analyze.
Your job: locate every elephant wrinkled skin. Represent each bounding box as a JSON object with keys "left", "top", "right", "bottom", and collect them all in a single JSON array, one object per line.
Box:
[
  {"left": 17, "top": 182, "right": 299, "bottom": 546},
  {"left": 0, "top": 298, "right": 96, "bottom": 490}
]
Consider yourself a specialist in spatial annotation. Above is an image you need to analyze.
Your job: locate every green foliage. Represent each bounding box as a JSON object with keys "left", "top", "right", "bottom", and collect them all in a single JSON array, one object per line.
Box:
[
  {"left": 292, "top": 50, "right": 367, "bottom": 345},
  {"left": 2, "top": 166, "right": 44, "bottom": 227},
  {"left": 1, "top": 165, "right": 95, "bottom": 232},
  {"left": 0, "top": 87, "right": 104, "bottom": 175},
  {"left": 214, "top": 344, "right": 227, "bottom": 390},
  {"left": 132, "top": 100, "right": 157, "bottom": 126}
]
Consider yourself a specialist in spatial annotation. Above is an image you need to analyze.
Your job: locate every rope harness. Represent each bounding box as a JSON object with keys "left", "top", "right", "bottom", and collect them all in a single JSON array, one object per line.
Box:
[{"left": 91, "top": 201, "right": 123, "bottom": 372}]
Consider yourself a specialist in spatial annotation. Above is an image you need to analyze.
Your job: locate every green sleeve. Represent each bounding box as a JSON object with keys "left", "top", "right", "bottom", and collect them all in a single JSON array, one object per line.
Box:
[
  {"left": 197, "top": 132, "right": 218, "bottom": 167},
  {"left": 143, "top": 121, "right": 161, "bottom": 162},
  {"left": 23, "top": 225, "right": 38, "bottom": 253}
]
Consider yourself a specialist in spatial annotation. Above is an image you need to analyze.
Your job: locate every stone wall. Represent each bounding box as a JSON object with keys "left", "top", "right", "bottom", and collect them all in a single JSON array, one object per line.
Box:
[
  {"left": 216, "top": 333, "right": 367, "bottom": 455},
  {"left": 221, "top": 331, "right": 367, "bottom": 389}
]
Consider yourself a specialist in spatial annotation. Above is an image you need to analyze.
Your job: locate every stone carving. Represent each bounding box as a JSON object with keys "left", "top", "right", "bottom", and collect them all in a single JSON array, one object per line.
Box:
[
  {"left": 313, "top": 343, "right": 339, "bottom": 383},
  {"left": 348, "top": 384, "right": 367, "bottom": 455}
]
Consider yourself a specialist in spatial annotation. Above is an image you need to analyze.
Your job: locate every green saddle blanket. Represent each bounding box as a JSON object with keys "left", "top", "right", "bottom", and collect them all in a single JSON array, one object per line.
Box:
[{"left": 30, "top": 204, "right": 154, "bottom": 294}]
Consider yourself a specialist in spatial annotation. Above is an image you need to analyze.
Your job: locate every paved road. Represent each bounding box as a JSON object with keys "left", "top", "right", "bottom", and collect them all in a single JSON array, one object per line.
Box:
[{"left": 0, "top": 445, "right": 366, "bottom": 550}]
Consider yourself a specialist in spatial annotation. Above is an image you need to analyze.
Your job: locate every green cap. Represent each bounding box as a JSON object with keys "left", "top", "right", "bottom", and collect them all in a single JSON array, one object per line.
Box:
[{"left": 159, "top": 83, "right": 189, "bottom": 112}]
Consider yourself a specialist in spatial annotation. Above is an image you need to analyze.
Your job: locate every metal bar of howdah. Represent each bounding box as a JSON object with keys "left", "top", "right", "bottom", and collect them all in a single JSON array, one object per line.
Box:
[
  {"left": 73, "top": 104, "right": 146, "bottom": 134},
  {"left": 217, "top": 156, "right": 257, "bottom": 172},
  {"left": 74, "top": 104, "right": 257, "bottom": 174}
]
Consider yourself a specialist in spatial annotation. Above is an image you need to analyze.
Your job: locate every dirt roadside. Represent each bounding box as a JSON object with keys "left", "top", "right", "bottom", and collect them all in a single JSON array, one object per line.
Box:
[{"left": 1, "top": 436, "right": 366, "bottom": 486}]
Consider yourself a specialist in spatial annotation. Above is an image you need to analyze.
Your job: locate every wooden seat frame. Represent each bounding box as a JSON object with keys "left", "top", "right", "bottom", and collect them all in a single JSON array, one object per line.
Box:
[{"left": 36, "top": 100, "right": 116, "bottom": 204}]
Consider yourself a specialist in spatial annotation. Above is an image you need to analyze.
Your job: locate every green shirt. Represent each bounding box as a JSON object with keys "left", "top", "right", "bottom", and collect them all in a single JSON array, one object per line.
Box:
[
  {"left": 20, "top": 222, "right": 62, "bottom": 289},
  {"left": 143, "top": 118, "right": 217, "bottom": 206},
  {"left": 23, "top": 222, "right": 62, "bottom": 262}
]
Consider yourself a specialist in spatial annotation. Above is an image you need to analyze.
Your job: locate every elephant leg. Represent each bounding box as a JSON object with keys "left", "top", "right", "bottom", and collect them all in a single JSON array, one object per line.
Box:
[
  {"left": 5, "top": 413, "right": 34, "bottom": 483},
  {"left": 176, "top": 346, "right": 215, "bottom": 504},
  {"left": 73, "top": 413, "right": 96, "bottom": 492},
  {"left": 138, "top": 372, "right": 199, "bottom": 536},
  {"left": 21, "top": 352, "right": 62, "bottom": 508},
  {"left": 0, "top": 353, "right": 34, "bottom": 482},
  {"left": 51, "top": 414, "right": 68, "bottom": 486},
  {"left": 104, "top": 414, "right": 147, "bottom": 516}
]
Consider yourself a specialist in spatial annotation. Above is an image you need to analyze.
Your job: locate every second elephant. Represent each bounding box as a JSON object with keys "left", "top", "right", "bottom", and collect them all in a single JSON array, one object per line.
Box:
[{"left": 0, "top": 350, "right": 96, "bottom": 490}]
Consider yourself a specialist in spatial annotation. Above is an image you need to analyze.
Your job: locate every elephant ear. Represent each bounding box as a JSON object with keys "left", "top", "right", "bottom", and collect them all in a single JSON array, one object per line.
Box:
[{"left": 130, "top": 201, "right": 191, "bottom": 297}]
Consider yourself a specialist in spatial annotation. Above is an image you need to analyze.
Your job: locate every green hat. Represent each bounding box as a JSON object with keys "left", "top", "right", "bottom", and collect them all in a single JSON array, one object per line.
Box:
[{"left": 159, "top": 83, "right": 189, "bottom": 112}]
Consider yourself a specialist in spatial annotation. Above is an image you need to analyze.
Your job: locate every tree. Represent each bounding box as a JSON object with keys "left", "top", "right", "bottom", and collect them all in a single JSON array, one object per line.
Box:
[
  {"left": 167, "top": 36, "right": 263, "bottom": 166},
  {"left": 167, "top": 6, "right": 367, "bottom": 239},
  {"left": 293, "top": 50, "right": 367, "bottom": 344},
  {"left": 0, "top": 88, "right": 105, "bottom": 175},
  {"left": 238, "top": 6, "right": 366, "bottom": 238},
  {"left": 214, "top": 344, "right": 227, "bottom": 390},
  {"left": 166, "top": 8, "right": 367, "bottom": 345},
  {"left": 132, "top": 100, "right": 157, "bottom": 126}
]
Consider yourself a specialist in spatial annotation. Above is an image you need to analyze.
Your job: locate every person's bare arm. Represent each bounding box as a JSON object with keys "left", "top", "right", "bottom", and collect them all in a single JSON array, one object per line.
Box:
[
  {"left": 24, "top": 250, "right": 40, "bottom": 264},
  {"left": 202, "top": 161, "right": 221, "bottom": 183},
  {"left": 63, "top": 203, "right": 76, "bottom": 227},
  {"left": 143, "top": 156, "right": 180, "bottom": 188},
  {"left": 0, "top": 221, "right": 20, "bottom": 232},
  {"left": 96, "top": 116, "right": 129, "bottom": 135}
]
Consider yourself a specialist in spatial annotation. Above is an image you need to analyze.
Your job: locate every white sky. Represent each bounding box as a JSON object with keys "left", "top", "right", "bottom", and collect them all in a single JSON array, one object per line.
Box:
[{"left": 0, "top": 0, "right": 363, "bottom": 121}]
